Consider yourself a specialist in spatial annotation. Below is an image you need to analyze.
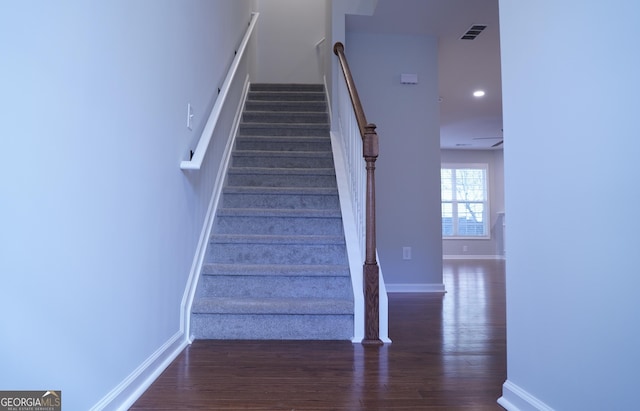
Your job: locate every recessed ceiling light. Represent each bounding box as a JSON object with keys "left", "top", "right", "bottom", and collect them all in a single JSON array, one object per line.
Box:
[{"left": 473, "top": 90, "right": 486, "bottom": 97}]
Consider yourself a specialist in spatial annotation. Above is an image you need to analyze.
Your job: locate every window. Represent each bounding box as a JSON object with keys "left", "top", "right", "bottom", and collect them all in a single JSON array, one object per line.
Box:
[{"left": 441, "top": 164, "right": 489, "bottom": 238}]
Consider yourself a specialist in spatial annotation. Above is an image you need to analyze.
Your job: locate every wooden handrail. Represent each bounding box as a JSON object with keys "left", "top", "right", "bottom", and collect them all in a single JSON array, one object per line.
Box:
[
  {"left": 333, "top": 42, "right": 367, "bottom": 137},
  {"left": 334, "top": 42, "right": 382, "bottom": 346}
]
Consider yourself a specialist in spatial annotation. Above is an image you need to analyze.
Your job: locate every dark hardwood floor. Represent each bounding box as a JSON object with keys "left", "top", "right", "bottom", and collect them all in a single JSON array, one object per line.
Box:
[{"left": 130, "top": 260, "right": 506, "bottom": 410}]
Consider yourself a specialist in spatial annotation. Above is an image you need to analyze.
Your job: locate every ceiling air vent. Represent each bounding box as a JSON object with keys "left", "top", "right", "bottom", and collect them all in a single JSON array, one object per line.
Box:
[{"left": 461, "top": 24, "right": 487, "bottom": 40}]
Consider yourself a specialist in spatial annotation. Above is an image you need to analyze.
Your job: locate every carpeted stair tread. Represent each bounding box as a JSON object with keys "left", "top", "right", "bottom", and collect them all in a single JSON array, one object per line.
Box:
[
  {"left": 240, "top": 122, "right": 329, "bottom": 129},
  {"left": 213, "top": 214, "right": 343, "bottom": 236},
  {"left": 239, "top": 123, "right": 330, "bottom": 137},
  {"left": 220, "top": 187, "right": 339, "bottom": 210},
  {"left": 201, "top": 263, "right": 349, "bottom": 277},
  {"left": 223, "top": 186, "right": 337, "bottom": 195},
  {"left": 191, "top": 83, "right": 352, "bottom": 340},
  {"left": 192, "top": 297, "right": 353, "bottom": 315},
  {"left": 235, "top": 135, "right": 332, "bottom": 147},
  {"left": 233, "top": 150, "right": 332, "bottom": 158},
  {"left": 210, "top": 233, "right": 345, "bottom": 245},
  {"left": 246, "top": 92, "right": 326, "bottom": 102},
  {"left": 216, "top": 208, "right": 340, "bottom": 218},
  {"left": 226, "top": 167, "right": 337, "bottom": 187},
  {"left": 227, "top": 167, "right": 335, "bottom": 176},
  {"left": 234, "top": 136, "right": 332, "bottom": 152},
  {"left": 245, "top": 100, "right": 327, "bottom": 112},
  {"left": 250, "top": 83, "right": 324, "bottom": 92},
  {"left": 231, "top": 151, "right": 334, "bottom": 168},
  {"left": 236, "top": 135, "right": 330, "bottom": 142},
  {"left": 191, "top": 314, "right": 352, "bottom": 340},
  {"left": 242, "top": 111, "right": 329, "bottom": 124}
]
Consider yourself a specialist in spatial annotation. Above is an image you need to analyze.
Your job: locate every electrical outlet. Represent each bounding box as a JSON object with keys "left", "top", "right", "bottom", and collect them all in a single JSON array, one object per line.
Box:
[
  {"left": 402, "top": 246, "right": 412, "bottom": 260},
  {"left": 463, "top": 245, "right": 468, "bottom": 253},
  {"left": 187, "top": 103, "right": 194, "bottom": 130}
]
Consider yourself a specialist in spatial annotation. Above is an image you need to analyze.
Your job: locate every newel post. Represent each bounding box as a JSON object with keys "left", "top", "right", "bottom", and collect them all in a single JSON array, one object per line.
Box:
[{"left": 362, "top": 123, "right": 382, "bottom": 346}]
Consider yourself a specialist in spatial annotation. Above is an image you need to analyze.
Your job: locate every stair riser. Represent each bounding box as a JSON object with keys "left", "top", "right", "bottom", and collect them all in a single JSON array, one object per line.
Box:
[
  {"left": 245, "top": 101, "right": 326, "bottom": 112},
  {"left": 221, "top": 192, "right": 339, "bottom": 209},
  {"left": 239, "top": 124, "right": 329, "bottom": 137},
  {"left": 247, "top": 92, "right": 325, "bottom": 102},
  {"left": 214, "top": 216, "right": 343, "bottom": 236},
  {"left": 197, "top": 275, "right": 352, "bottom": 299},
  {"left": 235, "top": 138, "right": 331, "bottom": 152},
  {"left": 227, "top": 173, "right": 336, "bottom": 188},
  {"left": 232, "top": 155, "right": 334, "bottom": 169},
  {"left": 242, "top": 112, "right": 329, "bottom": 124},
  {"left": 191, "top": 313, "right": 353, "bottom": 340},
  {"left": 207, "top": 243, "right": 348, "bottom": 265}
]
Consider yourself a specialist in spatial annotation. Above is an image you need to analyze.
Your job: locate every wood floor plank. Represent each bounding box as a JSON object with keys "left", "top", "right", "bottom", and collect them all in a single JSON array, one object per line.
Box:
[{"left": 130, "top": 260, "right": 506, "bottom": 410}]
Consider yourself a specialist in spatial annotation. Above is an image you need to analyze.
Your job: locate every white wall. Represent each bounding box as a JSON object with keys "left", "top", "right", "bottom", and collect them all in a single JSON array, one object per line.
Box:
[
  {"left": 0, "top": 1, "right": 253, "bottom": 409},
  {"left": 254, "top": 0, "right": 327, "bottom": 83},
  {"left": 345, "top": 32, "right": 443, "bottom": 290},
  {"left": 441, "top": 149, "right": 504, "bottom": 258},
  {"left": 499, "top": 0, "right": 640, "bottom": 409}
]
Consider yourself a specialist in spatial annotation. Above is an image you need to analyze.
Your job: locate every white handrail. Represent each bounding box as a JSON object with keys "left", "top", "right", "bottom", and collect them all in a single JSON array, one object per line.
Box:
[{"left": 181, "top": 12, "right": 259, "bottom": 171}]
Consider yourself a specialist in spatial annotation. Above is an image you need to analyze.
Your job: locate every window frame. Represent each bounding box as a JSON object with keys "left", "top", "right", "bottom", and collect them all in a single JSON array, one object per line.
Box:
[{"left": 441, "top": 163, "right": 491, "bottom": 240}]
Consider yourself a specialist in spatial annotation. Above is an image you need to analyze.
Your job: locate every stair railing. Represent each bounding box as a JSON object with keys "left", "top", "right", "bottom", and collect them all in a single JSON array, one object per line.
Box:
[{"left": 333, "top": 42, "right": 382, "bottom": 346}]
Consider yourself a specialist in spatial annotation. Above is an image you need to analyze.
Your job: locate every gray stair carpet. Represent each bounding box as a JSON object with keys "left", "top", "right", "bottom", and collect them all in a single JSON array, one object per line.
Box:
[{"left": 191, "top": 83, "right": 354, "bottom": 340}]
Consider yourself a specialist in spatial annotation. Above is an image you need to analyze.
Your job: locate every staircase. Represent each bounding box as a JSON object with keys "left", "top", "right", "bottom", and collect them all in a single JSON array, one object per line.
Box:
[{"left": 191, "top": 83, "right": 354, "bottom": 340}]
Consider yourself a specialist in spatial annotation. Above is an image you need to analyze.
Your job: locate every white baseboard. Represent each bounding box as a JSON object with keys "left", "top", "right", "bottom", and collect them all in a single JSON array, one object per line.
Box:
[
  {"left": 443, "top": 255, "right": 505, "bottom": 260},
  {"left": 90, "top": 331, "right": 188, "bottom": 411},
  {"left": 498, "top": 380, "right": 555, "bottom": 411},
  {"left": 386, "top": 283, "right": 446, "bottom": 293}
]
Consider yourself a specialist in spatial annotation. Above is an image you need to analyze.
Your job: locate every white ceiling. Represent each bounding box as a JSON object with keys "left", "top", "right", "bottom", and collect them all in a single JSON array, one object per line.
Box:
[{"left": 345, "top": 0, "right": 503, "bottom": 150}]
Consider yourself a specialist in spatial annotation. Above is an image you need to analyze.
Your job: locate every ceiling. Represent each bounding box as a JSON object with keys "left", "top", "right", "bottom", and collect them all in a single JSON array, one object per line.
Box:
[{"left": 345, "top": 0, "right": 503, "bottom": 150}]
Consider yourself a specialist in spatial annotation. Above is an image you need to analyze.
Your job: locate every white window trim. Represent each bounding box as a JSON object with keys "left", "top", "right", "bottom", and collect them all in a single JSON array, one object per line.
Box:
[{"left": 441, "top": 163, "right": 491, "bottom": 240}]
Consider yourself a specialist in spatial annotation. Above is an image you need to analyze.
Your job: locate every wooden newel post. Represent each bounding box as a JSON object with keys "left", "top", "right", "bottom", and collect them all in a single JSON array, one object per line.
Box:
[
  {"left": 334, "top": 42, "right": 383, "bottom": 345},
  {"left": 362, "top": 123, "right": 382, "bottom": 346}
]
